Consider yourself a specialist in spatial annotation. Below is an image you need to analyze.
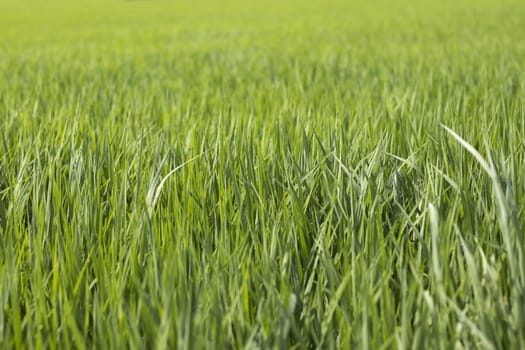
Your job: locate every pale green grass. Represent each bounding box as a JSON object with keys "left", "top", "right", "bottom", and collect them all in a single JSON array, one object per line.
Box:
[{"left": 1, "top": 0, "right": 525, "bottom": 348}]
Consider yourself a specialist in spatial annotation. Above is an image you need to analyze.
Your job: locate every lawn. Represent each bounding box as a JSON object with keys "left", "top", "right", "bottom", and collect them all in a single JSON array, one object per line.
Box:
[{"left": 1, "top": 0, "right": 525, "bottom": 348}]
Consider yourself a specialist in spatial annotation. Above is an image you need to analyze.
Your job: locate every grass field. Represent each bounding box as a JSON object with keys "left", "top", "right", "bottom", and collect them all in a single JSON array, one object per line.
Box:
[{"left": 1, "top": 0, "right": 525, "bottom": 348}]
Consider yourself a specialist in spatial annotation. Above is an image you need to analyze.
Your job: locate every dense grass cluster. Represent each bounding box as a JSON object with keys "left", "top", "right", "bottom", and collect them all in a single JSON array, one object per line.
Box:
[{"left": 1, "top": 0, "right": 525, "bottom": 348}]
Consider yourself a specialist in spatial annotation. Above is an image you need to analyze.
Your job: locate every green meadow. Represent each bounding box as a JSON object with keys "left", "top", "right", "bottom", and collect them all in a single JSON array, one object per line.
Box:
[{"left": 1, "top": 0, "right": 525, "bottom": 348}]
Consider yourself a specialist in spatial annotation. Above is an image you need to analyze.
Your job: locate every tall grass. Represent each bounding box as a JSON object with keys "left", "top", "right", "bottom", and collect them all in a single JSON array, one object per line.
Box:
[{"left": 1, "top": 0, "right": 525, "bottom": 348}]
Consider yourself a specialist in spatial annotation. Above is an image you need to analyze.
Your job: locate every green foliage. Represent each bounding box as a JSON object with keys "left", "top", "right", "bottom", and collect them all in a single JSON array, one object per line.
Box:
[{"left": 1, "top": 0, "right": 525, "bottom": 348}]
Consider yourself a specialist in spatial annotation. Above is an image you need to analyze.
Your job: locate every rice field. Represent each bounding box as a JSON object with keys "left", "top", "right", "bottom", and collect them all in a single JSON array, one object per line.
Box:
[{"left": 1, "top": 0, "right": 525, "bottom": 348}]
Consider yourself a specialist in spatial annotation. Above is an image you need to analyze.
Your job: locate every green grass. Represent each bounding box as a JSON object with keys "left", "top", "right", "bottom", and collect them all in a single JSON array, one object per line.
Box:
[{"left": 1, "top": 0, "right": 525, "bottom": 348}]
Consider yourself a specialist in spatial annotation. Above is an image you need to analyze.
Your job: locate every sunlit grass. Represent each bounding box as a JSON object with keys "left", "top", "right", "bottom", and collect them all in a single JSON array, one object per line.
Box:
[{"left": 1, "top": 0, "right": 525, "bottom": 348}]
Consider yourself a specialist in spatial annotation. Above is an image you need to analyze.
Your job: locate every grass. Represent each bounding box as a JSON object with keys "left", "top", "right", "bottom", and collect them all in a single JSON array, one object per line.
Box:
[{"left": 1, "top": 0, "right": 525, "bottom": 348}]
